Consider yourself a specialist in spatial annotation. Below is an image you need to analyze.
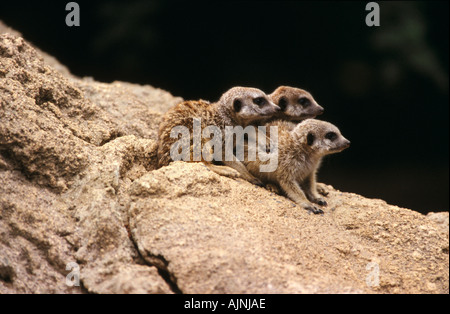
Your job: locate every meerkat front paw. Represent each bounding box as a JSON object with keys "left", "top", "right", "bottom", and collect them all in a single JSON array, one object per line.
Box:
[
  {"left": 250, "top": 178, "right": 265, "bottom": 187},
  {"left": 238, "top": 173, "right": 265, "bottom": 187},
  {"left": 226, "top": 168, "right": 242, "bottom": 179},
  {"left": 204, "top": 164, "right": 241, "bottom": 179},
  {"left": 316, "top": 183, "right": 329, "bottom": 196},
  {"left": 265, "top": 183, "right": 281, "bottom": 194},
  {"left": 302, "top": 203, "right": 324, "bottom": 215},
  {"left": 312, "top": 197, "right": 328, "bottom": 207}
]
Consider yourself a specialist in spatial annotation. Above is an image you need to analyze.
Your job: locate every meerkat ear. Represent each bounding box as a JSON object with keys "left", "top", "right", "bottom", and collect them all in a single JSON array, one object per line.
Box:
[
  {"left": 307, "top": 132, "right": 315, "bottom": 146},
  {"left": 278, "top": 97, "right": 288, "bottom": 111},
  {"left": 233, "top": 99, "right": 242, "bottom": 112}
]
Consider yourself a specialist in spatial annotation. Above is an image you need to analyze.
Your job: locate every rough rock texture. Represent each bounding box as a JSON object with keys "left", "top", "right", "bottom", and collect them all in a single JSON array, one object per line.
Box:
[{"left": 0, "top": 26, "right": 448, "bottom": 294}]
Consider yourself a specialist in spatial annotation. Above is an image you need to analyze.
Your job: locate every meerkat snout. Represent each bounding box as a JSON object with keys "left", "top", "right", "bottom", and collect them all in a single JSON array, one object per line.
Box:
[
  {"left": 317, "top": 106, "right": 325, "bottom": 115},
  {"left": 342, "top": 139, "right": 351, "bottom": 149}
]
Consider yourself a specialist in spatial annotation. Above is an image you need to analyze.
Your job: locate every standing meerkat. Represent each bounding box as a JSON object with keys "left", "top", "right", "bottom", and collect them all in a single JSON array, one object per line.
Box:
[
  {"left": 244, "top": 119, "right": 350, "bottom": 214},
  {"left": 268, "top": 86, "right": 324, "bottom": 122},
  {"left": 157, "top": 87, "right": 281, "bottom": 183}
]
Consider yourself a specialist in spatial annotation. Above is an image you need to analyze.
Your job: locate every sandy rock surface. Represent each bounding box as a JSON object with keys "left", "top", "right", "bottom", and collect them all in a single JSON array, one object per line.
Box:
[{"left": 1, "top": 25, "right": 448, "bottom": 294}]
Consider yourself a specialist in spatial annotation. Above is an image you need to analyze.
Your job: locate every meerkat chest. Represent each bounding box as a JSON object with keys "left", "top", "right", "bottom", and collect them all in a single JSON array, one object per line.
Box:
[{"left": 284, "top": 153, "right": 317, "bottom": 181}]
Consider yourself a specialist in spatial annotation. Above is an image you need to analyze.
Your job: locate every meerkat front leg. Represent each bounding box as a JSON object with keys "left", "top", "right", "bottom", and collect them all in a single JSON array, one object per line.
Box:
[
  {"left": 301, "top": 173, "right": 328, "bottom": 207},
  {"left": 265, "top": 183, "right": 281, "bottom": 194},
  {"left": 278, "top": 179, "right": 324, "bottom": 214},
  {"left": 201, "top": 149, "right": 241, "bottom": 179},
  {"left": 222, "top": 159, "right": 265, "bottom": 187},
  {"left": 203, "top": 162, "right": 241, "bottom": 179},
  {"left": 309, "top": 159, "right": 328, "bottom": 197}
]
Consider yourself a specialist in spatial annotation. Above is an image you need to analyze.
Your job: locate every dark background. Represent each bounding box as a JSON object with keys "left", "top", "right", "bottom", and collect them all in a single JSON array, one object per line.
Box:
[{"left": 1, "top": 1, "right": 448, "bottom": 213}]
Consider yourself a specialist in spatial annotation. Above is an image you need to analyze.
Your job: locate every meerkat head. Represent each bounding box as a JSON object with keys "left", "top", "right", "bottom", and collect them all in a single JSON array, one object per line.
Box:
[
  {"left": 270, "top": 86, "right": 324, "bottom": 121},
  {"left": 293, "top": 119, "right": 350, "bottom": 156},
  {"left": 218, "top": 87, "right": 281, "bottom": 126}
]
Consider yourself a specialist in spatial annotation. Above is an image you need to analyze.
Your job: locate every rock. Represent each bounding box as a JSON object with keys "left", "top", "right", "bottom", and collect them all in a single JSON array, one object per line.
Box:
[
  {"left": 427, "top": 212, "right": 449, "bottom": 232},
  {"left": 0, "top": 26, "right": 448, "bottom": 294},
  {"left": 0, "top": 169, "right": 79, "bottom": 294},
  {"left": 0, "top": 29, "right": 178, "bottom": 294},
  {"left": 0, "top": 20, "right": 72, "bottom": 77},
  {"left": 128, "top": 166, "right": 449, "bottom": 293}
]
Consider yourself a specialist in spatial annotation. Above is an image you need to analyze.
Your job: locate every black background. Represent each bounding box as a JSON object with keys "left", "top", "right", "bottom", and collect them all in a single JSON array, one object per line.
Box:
[{"left": 1, "top": 0, "right": 448, "bottom": 213}]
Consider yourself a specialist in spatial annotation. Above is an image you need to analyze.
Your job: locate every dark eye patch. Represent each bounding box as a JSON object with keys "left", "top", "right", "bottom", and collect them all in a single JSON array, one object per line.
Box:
[
  {"left": 233, "top": 99, "right": 242, "bottom": 112},
  {"left": 307, "top": 133, "right": 315, "bottom": 146},
  {"left": 325, "top": 132, "right": 337, "bottom": 141},
  {"left": 253, "top": 97, "right": 267, "bottom": 106},
  {"left": 298, "top": 97, "right": 311, "bottom": 107},
  {"left": 278, "top": 97, "right": 288, "bottom": 111}
]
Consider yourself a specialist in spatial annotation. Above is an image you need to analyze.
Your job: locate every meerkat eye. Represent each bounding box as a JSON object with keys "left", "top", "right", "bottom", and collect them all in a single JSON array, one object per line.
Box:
[
  {"left": 233, "top": 99, "right": 242, "bottom": 112},
  {"left": 307, "top": 133, "right": 315, "bottom": 146},
  {"left": 325, "top": 132, "right": 337, "bottom": 141},
  {"left": 298, "top": 97, "right": 311, "bottom": 107},
  {"left": 253, "top": 97, "right": 267, "bottom": 106},
  {"left": 278, "top": 97, "right": 288, "bottom": 111}
]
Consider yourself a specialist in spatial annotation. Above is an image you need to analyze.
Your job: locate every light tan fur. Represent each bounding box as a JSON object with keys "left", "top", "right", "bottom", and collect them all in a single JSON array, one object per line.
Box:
[{"left": 243, "top": 119, "right": 350, "bottom": 214}]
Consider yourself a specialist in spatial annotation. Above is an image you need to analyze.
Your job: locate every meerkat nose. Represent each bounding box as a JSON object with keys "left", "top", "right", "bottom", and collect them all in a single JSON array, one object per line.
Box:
[
  {"left": 317, "top": 106, "right": 325, "bottom": 115},
  {"left": 344, "top": 139, "right": 351, "bottom": 147}
]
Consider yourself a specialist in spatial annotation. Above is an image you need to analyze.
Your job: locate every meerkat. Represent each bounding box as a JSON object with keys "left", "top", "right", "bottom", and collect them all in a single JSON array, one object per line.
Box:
[
  {"left": 157, "top": 87, "right": 281, "bottom": 184},
  {"left": 268, "top": 86, "right": 324, "bottom": 122},
  {"left": 243, "top": 119, "right": 350, "bottom": 214}
]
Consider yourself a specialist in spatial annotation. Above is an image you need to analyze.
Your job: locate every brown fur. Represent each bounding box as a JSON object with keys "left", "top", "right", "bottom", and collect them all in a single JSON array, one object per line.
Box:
[{"left": 157, "top": 87, "right": 280, "bottom": 183}]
